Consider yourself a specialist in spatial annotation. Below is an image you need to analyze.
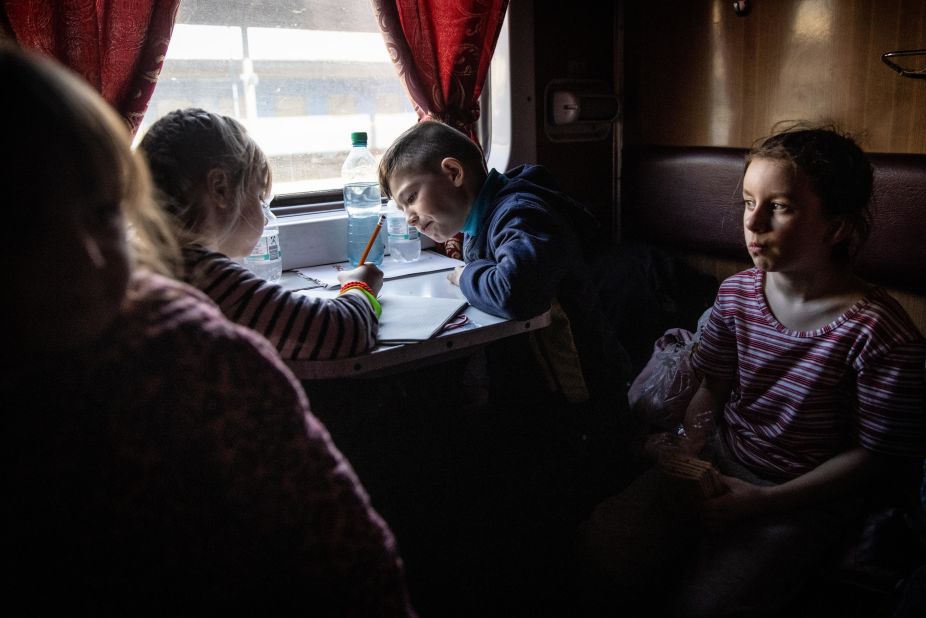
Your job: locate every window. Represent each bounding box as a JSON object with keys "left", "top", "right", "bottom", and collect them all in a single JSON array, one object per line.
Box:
[
  {"left": 141, "top": 0, "right": 510, "bottom": 226},
  {"left": 140, "top": 0, "right": 418, "bottom": 202}
]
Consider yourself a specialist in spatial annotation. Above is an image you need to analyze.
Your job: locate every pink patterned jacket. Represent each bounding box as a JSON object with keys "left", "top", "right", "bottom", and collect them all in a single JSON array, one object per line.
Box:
[{"left": 4, "top": 272, "right": 415, "bottom": 616}]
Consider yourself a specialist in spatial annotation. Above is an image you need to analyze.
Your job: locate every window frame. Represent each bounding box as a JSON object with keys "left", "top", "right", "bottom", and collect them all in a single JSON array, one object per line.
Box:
[
  {"left": 267, "top": 8, "right": 511, "bottom": 218},
  {"left": 269, "top": 84, "right": 495, "bottom": 217}
]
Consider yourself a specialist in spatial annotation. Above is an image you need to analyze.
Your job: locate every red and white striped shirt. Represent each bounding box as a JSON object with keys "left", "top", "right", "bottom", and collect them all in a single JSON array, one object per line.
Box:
[
  {"left": 183, "top": 246, "right": 378, "bottom": 361},
  {"left": 693, "top": 268, "right": 926, "bottom": 481}
]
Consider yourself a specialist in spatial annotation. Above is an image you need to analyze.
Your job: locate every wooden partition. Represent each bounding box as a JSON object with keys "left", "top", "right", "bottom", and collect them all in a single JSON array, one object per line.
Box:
[
  {"left": 620, "top": 145, "right": 926, "bottom": 336},
  {"left": 618, "top": 0, "right": 926, "bottom": 331},
  {"left": 622, "top": 0, "right": 926, "bottom": 153},
  {"left": 529, "top": 2, "right": 619, "bottom": 235}
]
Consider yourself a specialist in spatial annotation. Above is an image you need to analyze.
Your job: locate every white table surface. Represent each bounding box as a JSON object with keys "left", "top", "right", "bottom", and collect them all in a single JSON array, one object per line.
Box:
[{"left": 281, "top": 268, "right": 551, "bottom": 380}]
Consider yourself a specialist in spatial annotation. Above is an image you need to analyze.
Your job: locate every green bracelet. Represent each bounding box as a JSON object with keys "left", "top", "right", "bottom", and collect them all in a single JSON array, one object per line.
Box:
[{"left": 343, "top": 286, "right": 381, "bottom": 319}]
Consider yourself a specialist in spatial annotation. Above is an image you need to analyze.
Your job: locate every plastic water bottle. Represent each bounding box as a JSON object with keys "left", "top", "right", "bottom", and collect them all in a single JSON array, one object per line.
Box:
[
  {"left": 342, "top": 131, "right": 384, "bottom": 266},
  {"left": 385, "top": 199, "right": 420, "bottom": 262},
  {"left": 243, "top": 200, "right": 282, "bottom": 283}
]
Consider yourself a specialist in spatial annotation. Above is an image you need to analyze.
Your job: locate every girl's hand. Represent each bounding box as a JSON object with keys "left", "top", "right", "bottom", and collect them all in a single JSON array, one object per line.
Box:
[
  {"left": 643, "top": 431, "right": 699, "bottom": 462},
  {"left": 699, "top": 474, "right": 768, "bottom": 530},
  {"left": 643, "top": 426, "right": 705, "bottom": 463},
  {"left": 643, "top": 432, "right": 675, "bottom": 462},
  {"left": 338, "top": 264, "right": 384, "bottom": 295}
]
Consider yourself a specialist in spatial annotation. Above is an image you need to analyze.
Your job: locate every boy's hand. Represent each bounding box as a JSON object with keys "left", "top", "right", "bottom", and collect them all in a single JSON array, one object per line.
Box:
[
  {"left": 338, "top": 264, "right": 384, "bottom": 295},
  {"left": 447, "top": 265, "right": 465, "bottom": 286}
]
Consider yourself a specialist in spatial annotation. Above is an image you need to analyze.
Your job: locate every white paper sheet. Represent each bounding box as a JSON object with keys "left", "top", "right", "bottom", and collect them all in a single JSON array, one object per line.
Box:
[{"left": 293, "top": 250, "right": 464, "bottom": 289}]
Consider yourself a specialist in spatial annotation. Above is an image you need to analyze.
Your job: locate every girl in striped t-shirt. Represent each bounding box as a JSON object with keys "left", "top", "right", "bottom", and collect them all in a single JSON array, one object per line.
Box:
[
  {"left": 139, "top": 109, "right": 383, "bottom": 360},
  {"left": 578, "top": 126, "right": 925, "bottom": 616}
]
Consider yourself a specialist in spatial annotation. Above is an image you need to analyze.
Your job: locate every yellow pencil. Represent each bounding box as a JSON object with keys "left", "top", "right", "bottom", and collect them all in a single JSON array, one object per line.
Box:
[{"left": 358, "top": 213, "right": 386, "bottom": 265}]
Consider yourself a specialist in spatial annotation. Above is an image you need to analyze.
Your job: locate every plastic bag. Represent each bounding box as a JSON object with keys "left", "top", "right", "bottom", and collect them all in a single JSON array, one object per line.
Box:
[{"left": 628, "top": 328, "right": 699, "bottom": 429}]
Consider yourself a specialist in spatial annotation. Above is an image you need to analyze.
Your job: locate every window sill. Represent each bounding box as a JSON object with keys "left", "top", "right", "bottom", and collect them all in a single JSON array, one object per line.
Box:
[{"left": 278, "top": 209, "right": 435, "bottom": 269}]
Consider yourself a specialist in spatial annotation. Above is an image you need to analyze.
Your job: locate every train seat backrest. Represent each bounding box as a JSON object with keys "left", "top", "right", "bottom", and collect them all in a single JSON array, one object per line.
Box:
[{"left": 621, "top": 146, "right": 926, "bottom": 296}]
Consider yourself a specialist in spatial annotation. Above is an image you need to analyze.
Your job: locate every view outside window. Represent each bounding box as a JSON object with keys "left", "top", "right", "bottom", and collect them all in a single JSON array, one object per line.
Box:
[{"left": 140, "top": 0, "right": 417, "bottom": 195}]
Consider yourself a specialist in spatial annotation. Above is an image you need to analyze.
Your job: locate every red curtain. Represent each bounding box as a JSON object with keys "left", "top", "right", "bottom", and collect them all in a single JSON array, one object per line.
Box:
[
  {"left": 371, "top": 0, "right": 508, "bottom": 258},
  {"left": 372, "top": 0, "right": 508, "bottom": 140},
  {"left": 2, "top": 0, "right": 179, "bottom": 134}
]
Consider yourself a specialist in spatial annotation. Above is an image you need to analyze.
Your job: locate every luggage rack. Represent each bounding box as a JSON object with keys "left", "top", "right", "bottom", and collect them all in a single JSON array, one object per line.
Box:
[{"left": 881, "top": 49, "right": 926, "bottom": 79}]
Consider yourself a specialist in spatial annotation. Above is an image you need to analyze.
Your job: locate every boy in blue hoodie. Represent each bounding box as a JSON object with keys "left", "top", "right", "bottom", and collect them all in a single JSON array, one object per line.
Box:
[{"left": 379, "top": 120, "right": 626, "bottom": 408}]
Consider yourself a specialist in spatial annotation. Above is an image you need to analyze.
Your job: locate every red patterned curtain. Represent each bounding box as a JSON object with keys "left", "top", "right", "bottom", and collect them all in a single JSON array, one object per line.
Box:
[
  {"left": 372, "top": 0, "right": 508, "bottom": 140},
  {"left": 2, "top": 0, "right": 179, "bottom": 134},
  {"left": 372, "top": 0, "right": 509, "bottom": 259}
]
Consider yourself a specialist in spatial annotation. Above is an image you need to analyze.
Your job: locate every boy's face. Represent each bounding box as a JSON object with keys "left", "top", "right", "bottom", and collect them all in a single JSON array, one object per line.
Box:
[{"left": 388, "top": 158, "right": 471, "bottom": 243}]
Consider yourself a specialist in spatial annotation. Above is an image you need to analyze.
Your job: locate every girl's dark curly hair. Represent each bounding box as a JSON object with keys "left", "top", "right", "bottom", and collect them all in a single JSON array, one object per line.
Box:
[{"left": 746, "top": 123, "right": 873, "bottom": 260}]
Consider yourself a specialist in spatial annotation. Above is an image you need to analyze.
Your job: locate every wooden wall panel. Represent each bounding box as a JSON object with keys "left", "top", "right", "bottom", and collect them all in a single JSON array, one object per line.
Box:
[
  {"left": 532, "top": 1, "right": 618, "bottom": 233},
  {"left": 620, "top": 0, "right": 926, "bottom": 334},
  {"left": 623, "top": 0, "right": 926, "bottom": 153}
]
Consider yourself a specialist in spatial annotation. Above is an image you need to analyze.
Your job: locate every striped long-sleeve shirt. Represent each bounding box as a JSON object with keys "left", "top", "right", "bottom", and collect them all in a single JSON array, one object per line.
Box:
[
  {"left": 182, "top": 246, "right": 378, "bottom": 360},
  {"left": 693, "top": 268, "right": 926, "bottom": 481}
]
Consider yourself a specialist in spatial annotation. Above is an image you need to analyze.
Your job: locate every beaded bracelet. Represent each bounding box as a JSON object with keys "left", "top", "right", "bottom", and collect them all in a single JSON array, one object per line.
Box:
[
  {"left": 339, "top": 280, "right": 375, "bottom": 297},
  {"left": 339, "top": 282, "right": 381, "bottom": 318}
]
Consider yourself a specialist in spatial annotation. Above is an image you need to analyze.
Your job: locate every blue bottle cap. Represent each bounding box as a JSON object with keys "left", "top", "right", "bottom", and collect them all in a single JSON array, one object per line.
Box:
[{"left": 350, "top": 131, "right": 368, "bottom": 146}]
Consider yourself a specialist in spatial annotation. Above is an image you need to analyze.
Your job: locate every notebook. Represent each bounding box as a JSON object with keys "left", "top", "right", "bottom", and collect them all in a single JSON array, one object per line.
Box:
[{"left": 377, "top": 294, "right": 468, "bottom": 343}]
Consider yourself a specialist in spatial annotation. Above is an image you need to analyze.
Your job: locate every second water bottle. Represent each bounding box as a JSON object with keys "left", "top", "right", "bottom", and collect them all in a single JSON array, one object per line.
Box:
[{"left": 385, "top": 199, "right": 420, "bottom": 262}]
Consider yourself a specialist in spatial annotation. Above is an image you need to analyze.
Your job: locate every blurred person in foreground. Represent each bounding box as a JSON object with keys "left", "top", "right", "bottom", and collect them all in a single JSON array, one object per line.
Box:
[{"left": 0, "top": 44, "right": 415, "bottom": 617}]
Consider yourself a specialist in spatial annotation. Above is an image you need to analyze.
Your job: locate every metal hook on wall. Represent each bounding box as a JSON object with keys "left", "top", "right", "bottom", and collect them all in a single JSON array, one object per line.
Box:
[
  {"left": 732, "top": 0, "right": 751, "bottom": 17},
  {"left": 881, "top": 49, "right": 926, "bottom": 80}
]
